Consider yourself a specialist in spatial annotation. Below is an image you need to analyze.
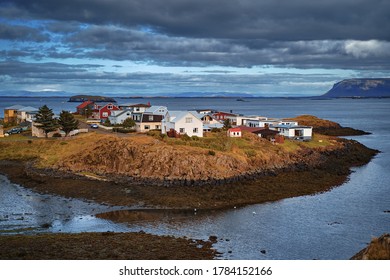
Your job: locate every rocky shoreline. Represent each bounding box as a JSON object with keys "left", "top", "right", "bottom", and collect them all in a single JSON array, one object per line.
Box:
[
  {"left": 0, "top": 232, "right": 218, "bottom": 260},
  {"left": 0, "top": 138, "right": 378, "bottom": 210}
]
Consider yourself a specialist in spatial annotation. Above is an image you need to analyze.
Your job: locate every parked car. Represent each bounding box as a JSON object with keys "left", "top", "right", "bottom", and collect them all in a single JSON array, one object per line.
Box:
[
  {"left": 90, "top": 124, "right": 99, "bottom": 129},
  {"left": 6, "top": 127, "right": 22, "bottom": 134}
]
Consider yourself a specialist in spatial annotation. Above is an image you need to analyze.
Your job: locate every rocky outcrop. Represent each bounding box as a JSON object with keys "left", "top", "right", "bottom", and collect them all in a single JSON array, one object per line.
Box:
[
  {"left": 351, "top": 234, "right": 390, "bottom": 260},
  {"left": 290, "top": 115, "right": 370, "bottom": 136},
  {"left": 68, "top": 95, "right": 116, "bottom": 102},
  {"left": 54, "top": 134, "right": 374, "bottom": 187}
]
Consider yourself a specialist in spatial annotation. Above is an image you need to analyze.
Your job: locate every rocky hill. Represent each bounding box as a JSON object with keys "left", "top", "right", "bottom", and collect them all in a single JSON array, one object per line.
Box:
[{"left": 323, "top": 78, "right": 390, "bottom": 98}]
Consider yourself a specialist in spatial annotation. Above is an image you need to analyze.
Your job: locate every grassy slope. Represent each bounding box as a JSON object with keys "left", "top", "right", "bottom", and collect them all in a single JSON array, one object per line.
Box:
[{"left": 0, "top": 130, "right": 339, "bottom": 181}]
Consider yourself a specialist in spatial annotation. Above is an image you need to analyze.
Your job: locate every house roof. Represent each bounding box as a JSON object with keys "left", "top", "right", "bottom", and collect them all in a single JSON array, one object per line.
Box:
[
  {"left": 252, "top": 128, "right": 279, "bottom": 136},
  {"left": 213, "top": 111, "right": 237, "bottom": 116},
  {"left": 5, "top": 104, "right": 25, "bottom": 110},
  {"left": 76, "top": 100, "right": 94, "bottom": 109},
  {"left": 144, "top": 105, "right": 167, "bottom": 115},
  {"left": 237, "top": 125, "right": 263, "bottom": 133},
  {"left": 18, "top": 106, "right": 39, "bottom": 112},
  {"left": 167, "top": 111, "right": 201, "bottom": 123},
  {"left": 203, "top": 123, "right": 224, "bottom": 130},
  {"left": 228, "top": 127, "right": 242, "bottom": 132}
]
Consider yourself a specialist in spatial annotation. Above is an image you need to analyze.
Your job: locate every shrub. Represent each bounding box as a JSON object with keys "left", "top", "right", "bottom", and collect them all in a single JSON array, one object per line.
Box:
[
  {"left": 191, "top": 135, "right": 200, "bottom": 141},
  {"left": 52, "top": 133, "right": 62, "bottom": 138},
  {"left": 208, "top": 150, "right": 216, "bottom": 156},
  {"left": 181, "top": 134, "right": 191, "bottom": 141}
]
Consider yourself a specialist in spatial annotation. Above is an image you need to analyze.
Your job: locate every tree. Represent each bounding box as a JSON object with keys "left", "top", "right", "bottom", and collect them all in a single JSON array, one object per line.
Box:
[
  {"left": 223, "top": 118, "right": 232, "bottom": 130},
  {"left": 58, "top": 110, "right": 79, "bottom": 137},
  {"left": 34, "top": 105, "right": 58, "bottom": 138},
  {"left": 84, "top": 107, "right": 93, "bottom": 118},
  {"left": 122, "top": 117, "right": 136, "bottom": 128}
]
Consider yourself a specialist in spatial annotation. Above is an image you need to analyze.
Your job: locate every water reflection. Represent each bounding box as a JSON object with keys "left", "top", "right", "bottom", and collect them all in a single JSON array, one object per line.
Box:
[{"left": 0, "top": 175, "right": 128, "bottom": 234}]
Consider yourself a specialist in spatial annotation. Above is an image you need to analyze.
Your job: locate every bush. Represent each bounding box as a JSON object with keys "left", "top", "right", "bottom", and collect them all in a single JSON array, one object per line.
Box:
[
  {"left": 181, "top": 134, "right": 191, "bottom": 141},
  {"left": 208, "top": 150, "right": 216, "bottom": 156},
  {"left": 245, "top": 149, "right": 257, "bottom": 158},
  {"left": 191, "top": 135, "right": 200, "bottom": 141},
  {"left": 52, "top": 133, "right": 62, "bottom": 138}
]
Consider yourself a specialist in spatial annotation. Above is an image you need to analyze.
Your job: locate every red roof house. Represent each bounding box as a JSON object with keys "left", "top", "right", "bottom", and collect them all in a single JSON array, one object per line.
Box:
[
  {"left": 76, "top": 101, "right": 95, "bottom": 115},
  {"left": 227, "top": 127, "right": 242, "bottom": 137},
  {"left": 91, "top": 103, "right": 120, "bottom": 120}
]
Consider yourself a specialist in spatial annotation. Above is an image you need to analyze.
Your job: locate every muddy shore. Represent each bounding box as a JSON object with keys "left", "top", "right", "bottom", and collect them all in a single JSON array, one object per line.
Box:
[{"left": 0, "top": 232, "right": 217, "bottom": 260}]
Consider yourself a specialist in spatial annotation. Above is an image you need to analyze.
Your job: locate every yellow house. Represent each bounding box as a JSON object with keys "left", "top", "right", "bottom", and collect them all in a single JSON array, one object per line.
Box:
[{"left": 4, "top": 105, "right": 25, "bottom": 124}]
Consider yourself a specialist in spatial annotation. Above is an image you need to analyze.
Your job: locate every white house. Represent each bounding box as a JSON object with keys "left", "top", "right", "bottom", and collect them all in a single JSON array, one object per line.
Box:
[
  {"left": 108, "top": 109, "right": 133, "bottom": 125},
  {"left": 145, "top": 106, "right": 168, "bottom": 115},
  {"left": 227, "top": 127, "right": 242, "bottom": 137},
  {"left": 16, "top": 106, "right": 39, "bottom": 123},
  {"left": 118, "top": 103, "right": 151, "bottom": 112},
  {"left": 272, "top": 125, "right": 312, "bottom": 140},
  {"left": 162, "top": 111, "right": 203, "bottom": 137}
]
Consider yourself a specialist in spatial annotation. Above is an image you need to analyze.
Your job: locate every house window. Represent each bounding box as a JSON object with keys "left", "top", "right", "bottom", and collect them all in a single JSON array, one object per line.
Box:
[
  {"left": 185, "top": 117, "right": 193, "bottom": 123},
  {"left": 179, "top": 128, "right": 185, "bottom": 133},
  {"left": 149, "top": 115, "right": 154, "bottom": 121},
  {"left": 193, "top": 128, "right": 198, "bottom": 133},
  {"left": 102, "top": 112, "right": 108, "bottom": 117},
  {"left": 108, "top": 105, "right": 113, "bottom": 109},
  {"left": 155, "top": 125, "right": 160, "bottom": 129},
  {"left": 144, "top": 125, "right": 150, "bottom": 130}
]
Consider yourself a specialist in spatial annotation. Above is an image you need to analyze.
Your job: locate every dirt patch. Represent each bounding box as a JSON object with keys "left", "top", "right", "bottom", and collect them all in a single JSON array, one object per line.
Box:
[{"left": 0, "top": 232, "right": 217, "bottom": 260}]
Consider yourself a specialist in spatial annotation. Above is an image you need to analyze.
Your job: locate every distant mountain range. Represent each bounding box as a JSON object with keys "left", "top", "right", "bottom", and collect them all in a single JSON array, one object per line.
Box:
[
  {"left": 0, "top": 90, "right": 255, "bottom": 98},
  {"left": 322, "top": 78, "right": 390, "bottom": 98}
]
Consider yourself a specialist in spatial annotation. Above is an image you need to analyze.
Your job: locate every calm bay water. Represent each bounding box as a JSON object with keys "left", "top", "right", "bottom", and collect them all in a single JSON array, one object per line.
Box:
[{"left": 0, "top": 97, "right": 389, "bottom": 259}]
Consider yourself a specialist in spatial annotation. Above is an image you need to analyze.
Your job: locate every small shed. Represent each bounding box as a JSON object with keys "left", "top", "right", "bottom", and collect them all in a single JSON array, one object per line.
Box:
[{"left": 227, "top": 127, "right": 242, "bottom": 137}]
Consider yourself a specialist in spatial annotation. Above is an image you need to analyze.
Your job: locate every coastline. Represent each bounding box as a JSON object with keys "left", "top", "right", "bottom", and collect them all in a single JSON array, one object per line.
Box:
[{"left": 0, "top": 137, "right": 378, "bottom": 210}]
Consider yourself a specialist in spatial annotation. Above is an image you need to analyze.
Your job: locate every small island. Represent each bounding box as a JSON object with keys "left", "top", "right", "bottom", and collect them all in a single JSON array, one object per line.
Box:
[{"left": 68, "top": 95, "right": 116, "bottom": 103}]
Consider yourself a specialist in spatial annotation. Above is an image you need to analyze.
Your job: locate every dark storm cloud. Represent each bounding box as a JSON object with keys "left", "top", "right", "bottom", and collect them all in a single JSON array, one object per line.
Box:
[
  {"left": 0, "top": 22, "right": 48, "bottom": 42},
  {"left": 0, "top": 60, "right": 103, "bottom": 77},
  {"left": 4, "top": 0, "right": 390, "bottom": 40},
  {"left": 0, "top": 1, "right": 388, "bottom": 95}
]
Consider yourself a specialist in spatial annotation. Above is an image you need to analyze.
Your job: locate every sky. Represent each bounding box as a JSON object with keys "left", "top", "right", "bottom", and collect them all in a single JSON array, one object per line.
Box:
[{"left": 0, "top": 0, "right": 389, "bottom": 96}]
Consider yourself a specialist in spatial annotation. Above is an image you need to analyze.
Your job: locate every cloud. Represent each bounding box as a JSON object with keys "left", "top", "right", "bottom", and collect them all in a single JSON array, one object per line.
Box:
[
  {"left": 0, "top": 1, "right": 389, "bottom": 95},
  {"left": 344, "top": 40, "right": 390, "bottom": 58},
  {"left": 0, "top": 22, "right": 48, "bottom": 42},
  {"left": 4, "top": 0, "right": 390, "bottom": 41}
]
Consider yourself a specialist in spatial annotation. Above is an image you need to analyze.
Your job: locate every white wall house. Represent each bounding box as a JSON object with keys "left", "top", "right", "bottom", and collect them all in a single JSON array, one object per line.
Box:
[
  {"left": 133, "top": 113, "right": 163, "bottom": 132},
  {"left": 162, "top": 111, "right": 203, "bottom": 137},
  {"left": 118, "top": 103, "right": 150, "bottom": 112},
  {"left": 108, "top": 109, "right": 133, "bottom": 125},
  {"left": 145, "top": 106, "right": 168, "bottom": 115},
  {"left": 272, "top": 125, "right": 312, "bottom": 140},
  {"left": 17, "top": 106, "right": 39, "bottom": 123}
]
